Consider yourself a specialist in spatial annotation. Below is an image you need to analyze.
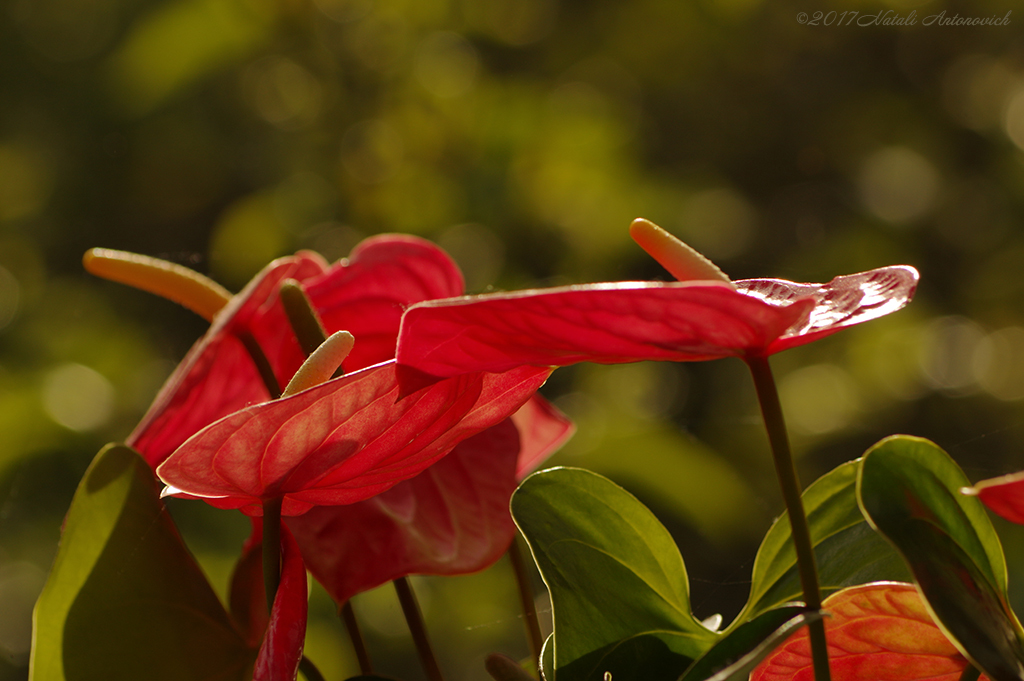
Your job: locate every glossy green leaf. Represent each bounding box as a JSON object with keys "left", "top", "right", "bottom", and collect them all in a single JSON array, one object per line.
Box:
[
  {"left": 31, "top": 444, "right": 253, "bottom": 681},
  {"left": 739, "top": 459, "right": 908, "bottom": 623},
  {"left": 511, "top": 467, "right": 717, "bottom": 681},
  {"left": 541, "top": 634, "right": 555, "bottom": 681},
  {"left": 858, "top": 435, "right": 1024, "bottom": 681},
  {"left": 679, "top": 606, "right": 819, "bottom": 681}
]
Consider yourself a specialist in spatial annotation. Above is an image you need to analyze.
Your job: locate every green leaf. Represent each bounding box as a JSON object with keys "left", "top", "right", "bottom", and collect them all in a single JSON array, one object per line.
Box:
[
  {"left": 679, "top": 606, "right": 819, "bottom": 681},
  {"left": 541, "top": 634, "right": 555, "bottom": 681},
  {"left": 858, "top": 435, "right": 1024, "bottom": 681},
  {"left": 739, "top": 459, "right": 909, "bottom": 622},
  {"left": 31, "top": 444, "right": 253, "bottom": 681},
  {"left": 511, "top": 467, "right": 717, "bottom": 681}
]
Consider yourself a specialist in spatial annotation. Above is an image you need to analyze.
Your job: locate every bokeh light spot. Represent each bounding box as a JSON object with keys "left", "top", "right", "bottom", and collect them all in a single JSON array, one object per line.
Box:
[
  {"left": 209, "top": 193, "right": 289, "bottom": 288},
  {"left": 859, "top": 147, "right": 939, "bottom": 224},
  {"left": 340, "top": 120, "right": 405, "bottom": 184},
  {"left": 780, "top": 363, "right": 861, "bottom": 436},
  {"left": 972, "top": 326, "right": 1024, "bottom": 401},
  {"left": 42, "top": 363, "right": 115, "bottom": 431},
  {"left": 414, "top": 32, "right": 480, "bottom": 99},
  {"left": 242, "top": 56, "right": 323, "bottom": 129},
  {"left": 678, "top": 187, "right": 756, "bottom": 260},
  {"left": 919, "top": 316, "right": 985, "bottom": 395}
]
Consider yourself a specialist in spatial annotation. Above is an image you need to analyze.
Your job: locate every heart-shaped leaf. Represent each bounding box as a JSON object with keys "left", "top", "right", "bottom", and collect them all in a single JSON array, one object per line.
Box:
[
  {"left": 752, "top": 582, "right": 990, "bottom": 681},
  {"left": 740, "top": 460, "right": 908, "bottom": 623},
  {"left": 858, "top": 436, "right": 1024, "bottom": 681},
  {"left": 511, "top": 467, "right": 717, "bottom": 681},
  {"left": 31, "top": 444, "right": 253, "bottom": 681},
  {"left": 680, "top": 605, "right": 819, "bottom": 681}
]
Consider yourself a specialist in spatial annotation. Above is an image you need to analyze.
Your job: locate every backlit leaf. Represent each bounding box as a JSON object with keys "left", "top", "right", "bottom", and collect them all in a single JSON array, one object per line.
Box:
[
  {"left": 511, "top": 467, "right": 717, "bottom": 681},
  {"left": 30, "top": 444, "right": 252, "bottom": 681}
]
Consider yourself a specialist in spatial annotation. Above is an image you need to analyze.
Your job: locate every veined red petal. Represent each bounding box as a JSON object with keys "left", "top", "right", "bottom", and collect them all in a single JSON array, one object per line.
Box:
[
  {"left": 394, "top": 266, "right": 918, "bottom": 389},
  {"left": 746, "top": 266, "right": 918, "bottom": 354},
  {"left": 155, "top": 361, "right": 551, "bottom": 515},
  {"left": 253, "top": 525, "right": 307, "bottom": 681},
  {"left": 129, "top": 235, "right": 464, "bottom": 468},
  {"left": 128, "top": 253, "right": 326, "bottom": 468},
  {"left": 964, "top": 471, "right": 1024, "bottom": 525},
  {"left": 395, "top": 281, "right": 809, "bottom": 383},
  {"left": 752, "top": 582, "right": 988, "bottom": 681},
  {"left": 510, "top": 395, "right": 574, "bottom": 479},
  {"left": 288, "top": 418, "right": 521, "bottom": 605},
  {"left": 305, "top": 234, "right": 464, "bottom": 372}
]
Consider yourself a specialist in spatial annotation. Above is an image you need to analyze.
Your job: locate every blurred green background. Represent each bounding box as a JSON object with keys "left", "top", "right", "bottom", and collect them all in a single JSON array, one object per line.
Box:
[{"left": 3, "top": 0, "right": 1024, "bottom": 677}]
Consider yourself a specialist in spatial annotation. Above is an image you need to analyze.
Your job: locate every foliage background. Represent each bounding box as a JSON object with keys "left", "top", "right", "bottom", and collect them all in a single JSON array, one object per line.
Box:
[{"left": 2, "top": 0, "right": 1023, "bottom": 678}]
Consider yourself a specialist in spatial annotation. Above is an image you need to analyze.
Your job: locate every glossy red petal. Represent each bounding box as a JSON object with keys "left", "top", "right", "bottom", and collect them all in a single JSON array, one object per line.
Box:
[
  {"left": 128, "top": 253, "right": 327, "bottom": 468},
  {"left": 288, "top": 418, "right": 521, "bottom": 605},
  {"left": 964, "top": 471, "right": 1024, "bottom": 525},
  {"left": 395, "top": 281, "right": 811, "bottom": 384},
  {"left": 748, "top": 266, "right": 919, "bottom": 355},
  {"left": 156, "top": 361, "right": 551, "bottom": 515},
  {"left": 305, "top": 234, "right": 464, "bottom": 372},
  {"left": 752, "top": 582, "right": 987, "bottom": 681},
  {"left": 510, "top": 395, "right": 574, "bottom": 479},
  {"left": 395, "top": 266, "right": 917, "bottom": 389},
  {"left": 253, "top": 525, "right": 307, "bottom": 681},
  {"left": 129, "top": 236, "right": 465, "bottom": 469}
]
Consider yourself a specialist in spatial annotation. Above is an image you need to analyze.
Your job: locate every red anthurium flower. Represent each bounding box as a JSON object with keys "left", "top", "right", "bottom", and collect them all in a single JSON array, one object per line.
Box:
[
  {"left": 394, "top": 219, "right": 918, "bottom": 390},
  {"left": 963, "top": 473, "right": 1024, "bottom": 525},
  {"left": 123, "top": 235, "right": 464, "bottom": 468},
  {"left": 288, "top": 393, "right": 572, "bottom": 605},
  {"left": 89, "top": 235, "right": 571, "bottom": 582},
  {"left": 752, "top": 582, "right": 990, "bottom": 681},
  {"left": 155, "top": 361, "right": 552, "bottom": 516}
]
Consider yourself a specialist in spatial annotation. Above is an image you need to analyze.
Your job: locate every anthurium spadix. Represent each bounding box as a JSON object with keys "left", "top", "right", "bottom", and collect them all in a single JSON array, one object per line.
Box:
[{"left": 395, "top": 218, "right": 918, "bottom": 389}]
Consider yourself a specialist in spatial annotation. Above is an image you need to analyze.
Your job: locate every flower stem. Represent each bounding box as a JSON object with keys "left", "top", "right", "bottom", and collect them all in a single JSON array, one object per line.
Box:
[
  {"left": 508, "top": 537, "right": 544, "bottom": 668},
  {"left": 299, "top": 656, "right": 327, "bottom": 681},
  {"left": 262, "top": 496, "right": 284, "bottom": 612},
  {"left": 240, "top": 331, "right": 282, "bottom": 399},
  {"left": 394, "top": 577, "right": 445, "bottom": 681},
  {"left": 958, "top": 666, "right": 981, "bottom": 681},
  {"left": 745, "top": 355, "right": 831, "bottom": 681},
  {"left": 341, "top": 600, "right": 373, "bottom": 675}
]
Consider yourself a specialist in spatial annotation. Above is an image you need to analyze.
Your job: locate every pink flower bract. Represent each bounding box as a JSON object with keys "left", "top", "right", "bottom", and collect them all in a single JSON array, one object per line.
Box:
[
  {"left": 395, "top": 266, "right": 918, "bottom": 390},
  {"left": 156, "top": 361, "right": 552, "bottom": 516}
]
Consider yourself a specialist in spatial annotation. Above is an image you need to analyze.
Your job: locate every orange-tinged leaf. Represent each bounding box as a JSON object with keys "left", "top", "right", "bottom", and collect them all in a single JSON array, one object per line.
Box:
[{"left": 752, "top": 582, "right": 988, "bottom": 681}]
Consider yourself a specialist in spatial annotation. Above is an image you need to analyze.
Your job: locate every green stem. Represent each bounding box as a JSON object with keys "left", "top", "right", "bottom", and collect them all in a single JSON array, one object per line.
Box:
[
  {"left": 279, "top": 280, "right": 330, "bottom": 357},
  {"left": 958, "top": 666, "right": 981, "bottom": 681},
  {"left": 394, "top": 577, "right": 444, "bottom": 681},
  {"left": 508, "top": 537, "right": 544, "bottom": 668},
  {"left": 262, "top": 496, "right": 284, "bottom": 613},
  {"left": 299, "top": 656, "right": 327, "bottom": 681},
  {"left": 745, "top": 355, "right": 831, "bottom": 681},
  {"left": 342, "top": 600, "right": 373, "bottom": 675},
  {"left": 240, "top": 331, "right": 282, "bottom": 399}
]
